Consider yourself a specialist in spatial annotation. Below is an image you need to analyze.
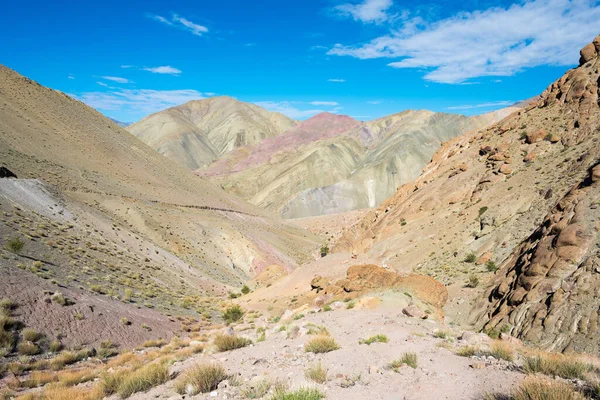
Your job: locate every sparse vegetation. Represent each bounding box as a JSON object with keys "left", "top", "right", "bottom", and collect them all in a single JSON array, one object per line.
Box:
[
  {"left": 5, "top": 237, "right": 24, "bottom": 254},
  {"left": 270, "top": 387, "right": 325, "bottom": 400},
  {"left": 17, "top": 341, "right": 40, "bottom": 355},
  {"left": 467, "top": 274, "right": 479, "bottom": 288},
  {"left": 214, "top": 334, "right": 252, "bottom": 352},
  {"left": 523, "top": 354, "right": 593, "bottom": 380},
  {"left": 222, "top": 305, "right": 244, "bottom": 324},
  {"left": 486, "top": 261, "right": 498, "bottom": 272},
  {"left": 487, "top": 376, "right": 585, "bottom": 400},
  {"left": 242, "top": 378, "right": 271, "bottom": 398},
  {"left": 174, "top": 363, "right": 227, "bottom": 395},
  {"left": 456, "top": 346, "right": 478, "bottom": 357},
  {"left": 464, "top": 253, "right": 477, "bottom": 263},
  {"left": 388, "top": 352, "right": 418, "bottom": 370},
  {"left": 241, "top": 285, "right": 250, "bottom": 295},
  {"left": 359, "top": 334, "right": 389, "bottom": 345},
  {"left": 305, "top": 362, "right": 328, "bottom": 384},
  {"left": 304, "top": 336, "right": 340, "bottom": 353},
  {"left": 489, "top": 341, "right": 514, "bottom": 361},
  {"left": 116, "top": 362, "right": 170, "bottom": 398},
  {"left": 320, "top": 244, "right": 329, "bottom": 257},
  {"left": 22, "top": 328, "right": 42, "bottom": 342}
]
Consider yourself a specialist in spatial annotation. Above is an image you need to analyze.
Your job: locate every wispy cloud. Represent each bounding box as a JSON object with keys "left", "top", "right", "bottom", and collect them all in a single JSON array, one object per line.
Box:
[
  {"left": 327, "top": 78, "right": 346, "bottom": 83},
  {"left": 328, "top": 0, "right": 600, "bottom": 83},
  {"left": 68, "top": 75, "right": 75, "bottom": 80},
  {"left": 148, "top": 13, "right": 208, "bottom": 36},
  {"left": 367, "top": 100, "right": 382, "bottom": 104},
  {"left": 73, "top": 89, "right": 209, "bottom": 117},
  {"left": 255, "top": 100, "right": 341, "bottom": 119},
  {"left": 101, "top": 76, "right": 131, "bottom": 84},
  {"left": 142, "top": 66, "right": 182, "bottom": 75},
  {"left": 310, "top": 45, "right": 328, "bottom": 51},
  {"left": 96, "top": 81, "right": 111, "bottom": 87},
  {"left": 244, "top": 43, "right": 257, "bottom": 47},
  {"left": 310, "top": 101, "right": 339, "bottom": 106},
  {"left": 334, "top": 0, "right": 393, "bottom": 23},
  {"left": 445, "top": 100, "right": 514, "bottom": 110}
]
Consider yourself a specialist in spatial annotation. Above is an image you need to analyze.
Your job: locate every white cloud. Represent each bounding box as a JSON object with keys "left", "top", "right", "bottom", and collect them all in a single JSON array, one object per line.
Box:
[
  {"left": 310, "top": 45, "right": 328, "bottom": 50},
  {"left": 310, "top": 101, "right": 339, "bottom": 106},
  {"left": 335, "top": 0, "right": 393, "bottom": 23},
  {"left": 367, "top": 100, "right": 382, "bottom": 104},
  {"left": 245, "top": 43, "right": 257, "bottom": 47},
  {"left": 96, "top": 81, "right": 110, "bottom": 87},
  {"left": 328, "top": 0, "right": 600, "bottom": 83},
  {"left": 142, "top": 66, "right": 182, "bottom": 75},
  {"left": 121, "top": 65, "right": 133, "bottom": 69},
  {"left": 445, "top": 100, "right": 514, "bottom": 110},
  {"left": 255, "top": 101, "right": 341, "bottom": 119},
  {"left": 101, "top": 76, "right": 131, "bottom": 84},
  {"left": 73, "top": 89, "right": 208, "bottom": 116},
  {"left": 68, "top": 75, "right": 75, "bottom": 80},
  {"left": 149, "top": 13, "right": 208, "bottom": 36},
  {"left": 328, "top": 78, "right": 346, "bottom": 82}
]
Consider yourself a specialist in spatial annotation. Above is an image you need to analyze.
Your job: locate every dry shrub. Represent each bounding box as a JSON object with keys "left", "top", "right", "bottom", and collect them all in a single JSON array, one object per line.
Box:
[
  {"left": 305, "top": 362, "right": 328, "bottom": 384},
  {"left": 489, "top": 341, "right": 514, "bottom": 361},
  {"left": 116, "top": 362, "right": 170, "bottom": 398},
  {"left": 174, "top": 363, "right": 227, "bottom": 395},
  {"left": 304, "top": 336, "right": 340, "bottom": 353},
  {"left": 214, "top": 334, "right": 252, "bottom": 352},
  {"left": 510, "top": 376, "right": 584, "bottom": 400}
]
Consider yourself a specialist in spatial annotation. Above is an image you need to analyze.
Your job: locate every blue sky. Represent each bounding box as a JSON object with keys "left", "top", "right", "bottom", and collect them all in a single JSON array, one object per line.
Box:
[{"left": 1, "top": 0, "right": 598, "bottom": 122}]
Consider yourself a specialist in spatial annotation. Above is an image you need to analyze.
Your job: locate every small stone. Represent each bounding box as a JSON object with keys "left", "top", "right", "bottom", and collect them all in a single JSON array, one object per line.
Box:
[{"left": 402, "top": 305, "right": 424, "bottom": 318}]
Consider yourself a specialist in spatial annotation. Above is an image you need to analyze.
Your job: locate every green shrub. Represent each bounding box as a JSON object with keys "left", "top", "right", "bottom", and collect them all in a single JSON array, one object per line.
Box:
[
  {"left": 486, "top": 261, "right": 498, "bottom": 272},
  {"left": 17, "top": 341, "right": 40, "bottom": 355},
  {"left": 270, "top": 387, "right": 325, "bottom": 400},
  {"left": 467, "top": 274, "right": 479, "bottom": 288},
  {"left": 22, "top": 328, "right": 42, "bottom": 342},
  {"left": 359, "top": 334, "right": 388, "bottom": 345},
  {"left": 222, "top": 305, "right": 244, "bottom": 324},
  {"left": 5, "top": 237, "right": 24, "bottom": 254},
  {"left": 320, "top": 245, "right": 329, "bottom": 258},
  {"left": 388, "top": 352, "right": 418, "bottom": 370},
  {"left": 241, "top": 378, "right": 271, "bottom": 398},
  {"left": 464, "top": 253, "right": 477, "bottom": 263},
  {"left": 241, "top": 285, "right": 250, "bottom": 295}
]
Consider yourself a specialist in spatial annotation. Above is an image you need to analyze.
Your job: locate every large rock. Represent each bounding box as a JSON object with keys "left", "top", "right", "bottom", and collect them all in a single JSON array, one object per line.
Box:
[{"left": 580, "top": 42, "right": 598, "bottom": 65}]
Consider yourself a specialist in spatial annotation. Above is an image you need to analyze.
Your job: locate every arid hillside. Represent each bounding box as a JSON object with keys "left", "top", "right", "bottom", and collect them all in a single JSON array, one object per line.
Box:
[
  {"left": 334, "top": 35, "right": 600, "bottom": 351},
  {"left": 199, "top": 108, "right": 516, "bottom": 218},
  {"left": 0, "top": 64, "right": 320, "bottom": 349},
  {"left": 127, "top": 96, "right": 297, "bottom": 170}
]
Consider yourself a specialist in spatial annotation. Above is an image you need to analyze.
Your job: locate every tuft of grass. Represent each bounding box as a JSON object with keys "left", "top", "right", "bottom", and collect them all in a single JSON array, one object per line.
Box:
[
  {"left": 0, "top": 298, "right": 15, "bottom": 315},
  {"left": 306, "top": 324, "right": 329, "bottom": 336},
  {"left": 5, "top": 237, "right": 24, "bottom": 254},
  {"left": 486, "top": 261, "right": 498, "bottom": 272},
  {"left": 455, "top": 346, "right": 479, "bottom": 357},
  {"left": 117, "top": 362, "right": 170, "bottom": 398},
  {"left": 17, "top": 341, "right": 40, "bottom": 355},
  {"left": 464, "top": 253, "right": 477, "bottom": 263},
  {"left": 142, "top": 339, "right": 167, "bottom": 348},
  {"left": 388, "top": 352, "right": 418, "bottom": 370},
  {"left": 270, "top": 387, "right": 325, "bottom": 400},
  {"left": 222, "top": 305, "right": 244, "bottom": 324},
  {"left": 523, "top": 354, "right": 592, "bottom": 380},
  {"left": 214, "top": 334, "right": 252, "bottom": 352},
  {"left": 48, "top": 340, "right": 63, "bottom": 353},
  {"left": 488, "top": 376, "right": 585, "bottom": 400},
  {"left": 22, "top": 328, "right": 42, "bottom": 342},
  {"left": 241, "top": 285, "right": 251, "bottom": 295},
  {"left": 359, "top": 334, "right": 389, "bottom": 345},
  {"left": 304, "top": 336, "right": 340, "bottom": 353},
  {"left": 489, "top": 341, "right": 514, "bottom": 362},
  {"left": 241, "top": 378, "right": 271, "bottom": 399},
  {"left": 433, "top": 330, "right": 452, "bottom": 339},
  {"left": 174, "top": 363, "right": 227, "bottom": 395},
  {"left": 467, "top": 274, "right": 479, "bottom": 288},
  {"left": 305, "top": 362, "right": 328, "bottom": 384}
]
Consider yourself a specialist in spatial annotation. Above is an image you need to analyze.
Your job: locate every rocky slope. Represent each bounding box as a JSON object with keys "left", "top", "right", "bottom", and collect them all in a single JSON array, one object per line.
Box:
[
  {"left": 127, "top": 96, "right": 297, "bottom": 169},
  {"left": 201, "top": 108, "right": 516, "bottom": 218},
  {"left": 0, "top": 65, "right": 320, "bottom": 347},
  {"left": 472, "top": 36, "right": 600, "bottom": 354},
  {"left": 333, "top": 36, "right": 600, "bottom": 352}
]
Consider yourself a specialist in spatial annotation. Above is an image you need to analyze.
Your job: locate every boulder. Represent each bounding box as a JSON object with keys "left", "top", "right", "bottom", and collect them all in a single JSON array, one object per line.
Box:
[
  {"left": 523, "top": 151, "right": 536, "bottom": 162},
  {"left": 499, "top": 163, "right": 513, "bottom": 175},
  {"left": 310, "top": 276, "right": 329, "bottom": 292},
  {"left": 475, "top": 252, "right": 493, "bottom": 265},
  {"left": 580, "top": 42, "right": 598, "bottom": 65},
  {"left": 526, "top": 129, "right": 546, "bottom": 144},
  {"left": 402, "top": 304, "right": 424, "bottom": 318}
]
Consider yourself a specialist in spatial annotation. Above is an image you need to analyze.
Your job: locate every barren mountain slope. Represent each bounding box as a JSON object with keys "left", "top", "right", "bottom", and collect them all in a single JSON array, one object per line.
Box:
[
  {"left": 203, "top": 109, "right": 515, "bottom": 218},
  {"left": 472, "top": 36, "right": 600, "bottom": 354},
  {"left": 127, "top": 96, "right": 297, "bottom": 169},
  {"left": 334, "top": 36, "right": 600, "bottom": 342},
  {"left": 0, "top": 65, "right": 321, "bottom": 346}
]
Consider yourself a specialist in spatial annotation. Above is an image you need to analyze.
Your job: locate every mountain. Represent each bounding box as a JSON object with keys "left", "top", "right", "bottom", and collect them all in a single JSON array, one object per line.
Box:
[
  {"left": 0, "top": 65, "right": 319, "bottom": 348},
  {"left": 127, "top": 96, "right": 297, "bottom": 170},
  {"left": 333, "top": 35, "right": 600, "bottom": 353},
  {"left": 108, "top": 117, "right": 130, "bottom": 127},
  {"left": 202, "top": 108, "right": 517, "bottom": 218}
]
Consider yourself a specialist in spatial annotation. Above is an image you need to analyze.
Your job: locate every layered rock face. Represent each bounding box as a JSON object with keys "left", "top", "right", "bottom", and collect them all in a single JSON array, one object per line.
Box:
[
  {"left": 474, "top": 164, "right": 600, "bottom": 353},
  {"left": 472, "top": 36, "right": 600, "bottom": 353},
  {"left": 127, "top": 96, "right": 297, "bottom": 170}
]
